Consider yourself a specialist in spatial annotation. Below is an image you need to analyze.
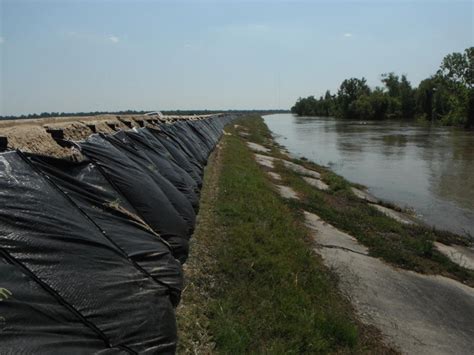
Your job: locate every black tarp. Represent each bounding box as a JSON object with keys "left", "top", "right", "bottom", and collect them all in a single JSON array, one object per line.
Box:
[
  {"left": 0, "top": 151, "right": 177, "bottom": 353},
  {"left": 102, "top": 131, "right": 196, "bottom": 229},
  {"left": 0, "top": 256, "right": 126, "bottom": 354},
  {"left": 0, "top": 114, "right": 236, "bottom": 353},
  {"left": 146, "top": 129, "right": 203, "bottom": 186},
  {"left": 27, "top": 154, "right": 183, "bottom": 305},
  {"left": 125, "top": 129, "right": 200, "bottom": 210},
  {"left": 78, "top": 134, "right": 191, "bottom": 262},
  {"left": 159, "top": 125, "right": 207, "bottom": 166}
]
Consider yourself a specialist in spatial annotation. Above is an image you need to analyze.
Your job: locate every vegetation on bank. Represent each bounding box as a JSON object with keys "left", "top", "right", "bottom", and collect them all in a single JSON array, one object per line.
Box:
[
  {"left": 292, "top": 47, "right": 474, "bottom": 128},
  {"left": 177, "top": 115, "right": 395, "bottom": 354}
]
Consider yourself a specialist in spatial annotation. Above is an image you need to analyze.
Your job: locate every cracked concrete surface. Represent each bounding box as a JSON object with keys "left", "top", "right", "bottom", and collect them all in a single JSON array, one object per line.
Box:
[
  {"left": 246, "top": 141, "right": 271, "bottom": 153},
  {"left": 275, "top": 185, "right": 299, "bottom": 200},
  {"left": 302, "top": 176, "right": 329, "bottom": 191},
  {"left": 281, "top": 160, "right": 321, "bottom": 179},
  {"left": 370, "top": 203, "right": 416, "bottom": 225},
  {"left": 253, "top": 152, "right": 322, "bottom": 180},
  {"left": 351, "top": 187, "right": 378, "bottom": 203},
  {"left": 435, "top": 242, "right": 474, "bottom": 271},
  {"left": 267, "top": 171, "right": 282, "bottom": 181},
  {"left": 304, "top": 211, "right": 368, "bottom": 255},
  {"left": 254, "top": 153, "right": 275, "bottom": 169},
  {"left": 304, "top": 210, "right": 474, "bottom": 355}
]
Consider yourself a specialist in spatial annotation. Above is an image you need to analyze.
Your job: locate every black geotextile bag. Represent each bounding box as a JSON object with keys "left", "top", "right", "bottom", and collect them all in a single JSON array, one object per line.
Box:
[
  {"left": 78, "top": 134, "right": 191, "bottom": 262},
  {"left": 27, "top": 153, "right": 183, "bottom": 304},
  {"left": 158, "top": 125, "right": 207, "bottom": 167},
  {"left": 123, "top": 129, "right": 200, "bottom": 211},
  {"left": 147, "top": 128, "right": 204, "bottom": 183},
  {"left": 180, "top": 121, "right": 215, "bottom": 154},
  {"left": 171, "top": 123, "right": 212, "bottom": 159},
  {"left": 126, "top": 128, "right": 199, "bottom": 193},
  {"left": 0, "top": 258, "right": 127, "bottom": 354},
  {"left": 127, "top": 127, "right": 203, "bottom": 187},
  {"left": 102, "top": 132, "right": 196, "bottom": 230},
  {"left": 0, "top": 151, "right": 177, "bottom": 353}
]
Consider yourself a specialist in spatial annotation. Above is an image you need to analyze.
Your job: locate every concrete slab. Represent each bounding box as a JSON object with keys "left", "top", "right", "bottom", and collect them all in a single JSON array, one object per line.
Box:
[
  {"left": 304, "top": 211, "right": 368, "bottom": 254},
  {"left": 351, "top": 187, "right": 378, "bottom": 203},
  {"left": 275, "top": 185, "right": 299, "bottom": 200},
  {"left": 319, "top": 247, "right": 474, "bottom": 355},
  {"left": 303, "top": 177, "right": 329, "bottom": 191},
  {"left": 369, "top": 203, "right": 416, "bottom": 225},
  {"left": 435, "top": 242, "right": 474, "bottom": 271},
  {"left": 254, "top": 154, "right": 275, "bottom": 169},
  {"left": 267, "top": 171, "right": 282, "bottom": 181},
  {"left": 304, "top": 211, "right": 474, "bottom": 355},
  {"left": 247, "top": 141, "right": 271, "bottom": 153},
  {"left": 282, "top": 160, "right": 321, "bottom": 179}
]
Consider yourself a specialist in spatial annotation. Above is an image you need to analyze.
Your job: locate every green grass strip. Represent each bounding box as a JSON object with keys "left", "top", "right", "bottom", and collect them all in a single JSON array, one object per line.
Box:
[{"left": 204, "top": 118, "right": 393, "bottom": 353}]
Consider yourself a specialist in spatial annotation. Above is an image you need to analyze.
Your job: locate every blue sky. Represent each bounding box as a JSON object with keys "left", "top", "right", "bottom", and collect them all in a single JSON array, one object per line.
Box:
[{"left": 0, "top": 0, "right": 472, "bottom": 115}]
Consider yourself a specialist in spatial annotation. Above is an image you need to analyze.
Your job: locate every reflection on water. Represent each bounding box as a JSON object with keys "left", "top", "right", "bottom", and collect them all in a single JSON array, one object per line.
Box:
[{"left": 264, "top": 113, "right": 474, "bottom": 236}]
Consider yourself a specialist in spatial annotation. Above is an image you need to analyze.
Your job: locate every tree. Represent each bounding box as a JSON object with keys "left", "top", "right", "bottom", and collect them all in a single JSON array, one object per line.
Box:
[
  {"left": 368, "top": 88, "right": 390, "bottom": 120},
  {"left": 399, "top": 75, "right": 416, "bottom": 118},
  {"left": 337, "top": 78, "right": 371, "bottom": 118},
  {"left": 350, "top": 95, "right": 374, "bottom": 119},
  {"left": 438, "top": 47, "right": 473, "bottom": 88},
  {"left": 437, "top": 47, "right": 474, "bottom": 127},
  {"left": 416, "top": 78, "right": 436, "bottom": 120},
  {"left": 381, "top": 72, "right": 400, "bottom": 97},
  {"left": 290, "top": 47, "right": 473, "bottom": 127}
]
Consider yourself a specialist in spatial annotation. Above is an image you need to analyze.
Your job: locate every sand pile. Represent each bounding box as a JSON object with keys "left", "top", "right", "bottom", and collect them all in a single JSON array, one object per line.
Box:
[
  {"left": 0, "top": 113, "right": 220, "bottom": 159},
  {"left": 1, "top": 125, "right": 81, "bottom": 159},
  {"left": 45, "top": 122, "right": 93, "bottom": 141}
]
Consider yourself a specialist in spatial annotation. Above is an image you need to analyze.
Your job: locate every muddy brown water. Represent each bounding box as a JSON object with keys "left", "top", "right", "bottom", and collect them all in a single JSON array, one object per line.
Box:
[{"left": 264, "top": 114, "right": 474, "bottom": 237}]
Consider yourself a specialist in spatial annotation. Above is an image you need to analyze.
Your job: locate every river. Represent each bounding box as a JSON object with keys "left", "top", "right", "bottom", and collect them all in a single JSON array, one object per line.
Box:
[{"left": 263, "top": 113, "right": 474, "bottom": 237}]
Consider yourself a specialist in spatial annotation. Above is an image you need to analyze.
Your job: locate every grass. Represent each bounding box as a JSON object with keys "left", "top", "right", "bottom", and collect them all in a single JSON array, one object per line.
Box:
[
  {"left": 239, "top": 116, "right": 473, "bottom": 286},
  {"left": 177, "top": 116, "right": 395, "bottom": 354}
]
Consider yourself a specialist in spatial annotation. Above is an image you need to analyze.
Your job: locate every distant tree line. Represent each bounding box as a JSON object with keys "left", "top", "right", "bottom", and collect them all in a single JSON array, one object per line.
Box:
[
  {"left": 0, "top": 110, "right": 149, "bottom": 121},
  {"left": 0, "top": 109, "right": 289, "bottom": 121},
  {"left": 291, "top": 47, "right": 474, "bottom": 128}
]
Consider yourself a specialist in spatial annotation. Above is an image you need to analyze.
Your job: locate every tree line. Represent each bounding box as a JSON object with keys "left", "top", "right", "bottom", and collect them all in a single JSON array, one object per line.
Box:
[
  {"left": 291, "top": 47, "right": 473, "bottom": 128},
  {"left": 0, "top": 109, "right": 289, "bottom": 121}
]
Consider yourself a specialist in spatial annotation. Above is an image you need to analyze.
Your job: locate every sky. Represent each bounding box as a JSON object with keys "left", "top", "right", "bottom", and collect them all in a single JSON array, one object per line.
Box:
[{"left": 0, "top": 0, "right": 472, "bottom": 115}]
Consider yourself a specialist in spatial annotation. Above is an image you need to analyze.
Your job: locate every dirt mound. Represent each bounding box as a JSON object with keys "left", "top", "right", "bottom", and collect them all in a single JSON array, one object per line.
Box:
[
  {"left": 0, "top": 113, "right": 220, "bottom": 159},
  {"left": 2, "top": 125, "right": 81, "bottom": 159},
  {"left": 45, "top": 122, "right": 93, "bottom": 141}
]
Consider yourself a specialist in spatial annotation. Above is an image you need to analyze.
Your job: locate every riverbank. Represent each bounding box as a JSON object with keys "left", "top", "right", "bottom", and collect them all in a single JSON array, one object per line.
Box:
[
  {"left": 249, "top": 116, "right": 473, "bottom": 284},
  {"left": 177, "top": 115, "right": 473, "bottom": 354},
  {"left": 264, "top": 113, "right": 474, "bottom": 237},
  {"left": 176, "top": 116, "right": 395, "bottom": 353}
]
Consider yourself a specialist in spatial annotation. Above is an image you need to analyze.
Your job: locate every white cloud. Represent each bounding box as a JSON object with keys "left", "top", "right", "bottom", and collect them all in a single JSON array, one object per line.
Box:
[
  {"left": 63, "top": 31, "right": 121, "bottom": 44},
  {"left": 0, "top": 36, "right": 4, "bottom": 44},
  {"left": 343, "top": 33, "right": 353, "bottom": 38}
]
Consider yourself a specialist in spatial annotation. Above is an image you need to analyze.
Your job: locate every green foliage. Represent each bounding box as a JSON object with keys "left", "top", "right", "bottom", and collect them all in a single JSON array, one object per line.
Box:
[
  {"left": 291, "top": 92, "right": 337, "bottom": 117},
  {"left": 337, "top": 78, "right": 371, "bottom": 118},
  {"left": 292, "top": 47, "right": 473, "bottom": 127}
]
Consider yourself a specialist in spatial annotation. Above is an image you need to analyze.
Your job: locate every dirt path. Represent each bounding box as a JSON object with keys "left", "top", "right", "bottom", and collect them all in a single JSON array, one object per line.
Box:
[{"left": 176, "top": 142, "right": 225, "bottom": 354}]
